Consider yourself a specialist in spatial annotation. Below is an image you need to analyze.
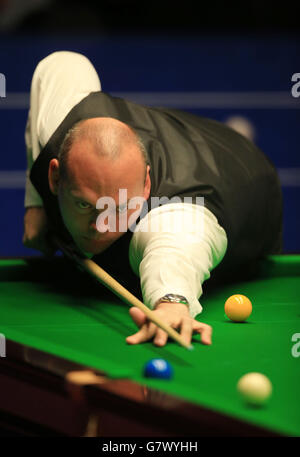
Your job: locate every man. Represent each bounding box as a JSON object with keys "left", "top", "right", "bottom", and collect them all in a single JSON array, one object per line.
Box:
[{"left": 23, "top": 51, "right": 282, "bottom": 348}]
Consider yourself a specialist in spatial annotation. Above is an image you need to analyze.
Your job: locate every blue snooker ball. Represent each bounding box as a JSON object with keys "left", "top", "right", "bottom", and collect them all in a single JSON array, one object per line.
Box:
[{"left": 144, "top": 359, "right": 173, "bottom": 379}]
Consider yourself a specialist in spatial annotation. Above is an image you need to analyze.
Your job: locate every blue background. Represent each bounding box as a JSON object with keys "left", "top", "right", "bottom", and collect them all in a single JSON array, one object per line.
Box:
[{"left": 0, "top": 34, "right": 299, "bottom": 255}]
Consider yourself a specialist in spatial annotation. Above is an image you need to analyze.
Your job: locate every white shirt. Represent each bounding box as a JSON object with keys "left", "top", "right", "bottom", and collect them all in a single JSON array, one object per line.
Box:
[{"left": 25, "top": 51, "right": 228, "bottom": 318}]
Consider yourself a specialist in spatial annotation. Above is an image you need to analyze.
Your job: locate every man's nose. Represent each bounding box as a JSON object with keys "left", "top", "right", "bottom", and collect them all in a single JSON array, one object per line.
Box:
[
  {"left": 89, "top": 221, "right": 99, "bottom": 232},
  {"left": 88, "top": 211, "right": 102, "bottom": 232},
  {"left": 89, "top": 210, "right": 106, "bottom": 233}
]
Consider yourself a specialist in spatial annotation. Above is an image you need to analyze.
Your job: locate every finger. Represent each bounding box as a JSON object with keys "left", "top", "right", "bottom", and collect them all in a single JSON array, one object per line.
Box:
[
  {"left": 129, "top": 307, "right": 147, "bottom": 328},
  {"left": 23, "top": 234, "right": 54, "bottom": 256},
  {"left": 126, "top": 322, "right": 157, "bottom": 345},
  {"left": 180, "top": 317, "right": 193, "bottom": 345},
  {"left": 194, "top": 323, "right": 212, "bottom": 345},
  {"left": 22, "top": 234, "right": 33, "bottom": 248},
  {"left": 153, "top": 327, "right": 169, "bottom": 347}
]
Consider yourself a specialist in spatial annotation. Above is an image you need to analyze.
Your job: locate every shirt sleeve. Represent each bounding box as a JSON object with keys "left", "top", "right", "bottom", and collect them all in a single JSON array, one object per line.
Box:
[
  {"left": 24, "top": 51, "right": 101, "bottom": 208},
  {"left": 24, "top": 111, "right": 43, "bottom": 207},
  {"left": 129, "top": 202, "right": 228, "bottom": 318}
]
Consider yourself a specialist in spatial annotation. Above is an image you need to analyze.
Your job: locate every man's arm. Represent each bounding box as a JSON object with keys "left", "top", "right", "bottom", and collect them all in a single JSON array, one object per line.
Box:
[
  {"left": 23, "top": 206, "right": 55, "bottom": 255},
  {"left": 23, "top": 51, "right": 101, "bottom": 254},
  {"left": 23, "top": 111, "right": 51, "bottom": 254},
  {"left": 127, "top": 203, "right": 227, "bottom": 346}
]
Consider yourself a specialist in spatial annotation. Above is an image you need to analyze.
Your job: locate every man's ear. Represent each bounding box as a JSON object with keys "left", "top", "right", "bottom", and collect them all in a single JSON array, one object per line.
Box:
[
  {"left": 48, "top": 158, "right": 60, "bottom": 195},
  {"left": 143, "top": 165, "right": 151, "bottom": 200}
]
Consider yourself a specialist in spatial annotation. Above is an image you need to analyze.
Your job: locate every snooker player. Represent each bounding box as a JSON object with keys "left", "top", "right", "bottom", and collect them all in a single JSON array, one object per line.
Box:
[{"left": 23, "top": 52, "right": 282, "bottom": 347}]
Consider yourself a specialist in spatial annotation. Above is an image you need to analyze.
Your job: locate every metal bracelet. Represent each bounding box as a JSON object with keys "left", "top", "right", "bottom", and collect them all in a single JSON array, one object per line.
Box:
[{"left": 156, "top": 294, "right": 189, "bottom": 307}]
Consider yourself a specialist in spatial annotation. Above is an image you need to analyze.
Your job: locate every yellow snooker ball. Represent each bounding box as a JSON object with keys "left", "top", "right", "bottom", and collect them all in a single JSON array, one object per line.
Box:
[
  {"left": 224, "top": 294, "right": 252, "bottom": 322},
  {"left": 237, "top": 372, "right": 272, "bottom": 406}
]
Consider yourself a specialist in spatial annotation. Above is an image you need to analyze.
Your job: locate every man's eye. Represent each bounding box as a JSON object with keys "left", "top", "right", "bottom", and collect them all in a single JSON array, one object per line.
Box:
[{"left": 77, "top": 202, "right": 91, "bottom": 209}]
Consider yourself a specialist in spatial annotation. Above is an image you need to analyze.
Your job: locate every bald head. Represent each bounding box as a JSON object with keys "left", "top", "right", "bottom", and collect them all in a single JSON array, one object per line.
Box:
[
  {"left": 72, "top": 117, "right": 141, "bottom": 159},
  {"left": 48, "top": 117, "right": 152, "bottom": 256},
  {"left": 58, "top": 117, "right": 148, "bottom": 181}
]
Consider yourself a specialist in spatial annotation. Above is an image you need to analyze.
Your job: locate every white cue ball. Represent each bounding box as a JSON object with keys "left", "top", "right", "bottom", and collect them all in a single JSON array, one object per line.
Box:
[{"left": 237, "top": 372, "right": 272, "bottom": 406}]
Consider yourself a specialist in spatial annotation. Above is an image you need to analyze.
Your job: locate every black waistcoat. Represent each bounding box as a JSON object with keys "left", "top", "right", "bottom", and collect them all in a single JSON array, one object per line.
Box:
[{"left": 30, "top": 91, "right": 282, "bottom": 285}]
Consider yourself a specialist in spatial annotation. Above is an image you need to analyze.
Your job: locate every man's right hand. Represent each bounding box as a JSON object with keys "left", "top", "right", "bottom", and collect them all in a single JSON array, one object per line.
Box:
[{"left": 23, "top": 206, "right": 55, "bottom": 256}]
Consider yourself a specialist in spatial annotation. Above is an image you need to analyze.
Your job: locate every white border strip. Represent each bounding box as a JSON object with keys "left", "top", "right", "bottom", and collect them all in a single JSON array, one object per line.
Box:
[
  {"left": 278, "top": 168, "right": 300, "bottom": 187},
  {"left": 0, "top": 91, "right": 299, "bottom": 109},
  {"left": 0, "top": 169, "right": 299, "bottom": 188},
  {"left": 0, "top": 171, "right": 26, "bottom": 188},
  {"left": 112, "top": 91, "right": 300, "bottom": 109}
]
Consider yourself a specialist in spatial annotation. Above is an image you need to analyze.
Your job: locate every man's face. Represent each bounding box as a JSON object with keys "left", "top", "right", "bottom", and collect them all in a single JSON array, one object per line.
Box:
[{"left": 54, "top": 139, "right": 150, "bottom": 256}]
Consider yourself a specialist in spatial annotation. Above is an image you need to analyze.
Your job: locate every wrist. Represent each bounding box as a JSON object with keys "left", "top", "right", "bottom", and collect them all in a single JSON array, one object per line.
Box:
[{"left": 154, "top": 301, "right": 190, "bottom": 316}]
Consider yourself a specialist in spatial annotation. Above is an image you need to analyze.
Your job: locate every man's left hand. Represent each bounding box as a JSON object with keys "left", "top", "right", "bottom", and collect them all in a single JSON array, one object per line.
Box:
[{"left": 126, "top": 302, "right": 212, "bottom": 347}]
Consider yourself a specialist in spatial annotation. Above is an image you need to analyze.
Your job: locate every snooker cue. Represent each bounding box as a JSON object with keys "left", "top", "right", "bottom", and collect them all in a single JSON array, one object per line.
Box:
[{"left": 52, "top": 236, "right": 193, "bottom": 350}]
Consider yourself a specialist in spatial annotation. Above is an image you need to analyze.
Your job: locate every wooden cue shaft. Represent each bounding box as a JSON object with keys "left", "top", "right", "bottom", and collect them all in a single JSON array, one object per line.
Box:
[
  {"left": 52, "top": 236, "right": 192, "bottom": 349},
  {"left": 79, "top": 257, "right": 192, "bottom": 350}
]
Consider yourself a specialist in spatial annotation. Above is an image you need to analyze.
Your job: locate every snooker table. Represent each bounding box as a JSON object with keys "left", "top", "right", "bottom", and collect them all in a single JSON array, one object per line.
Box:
[{"left": 0, "top": 254, "right": 299, "bottom": 437}]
